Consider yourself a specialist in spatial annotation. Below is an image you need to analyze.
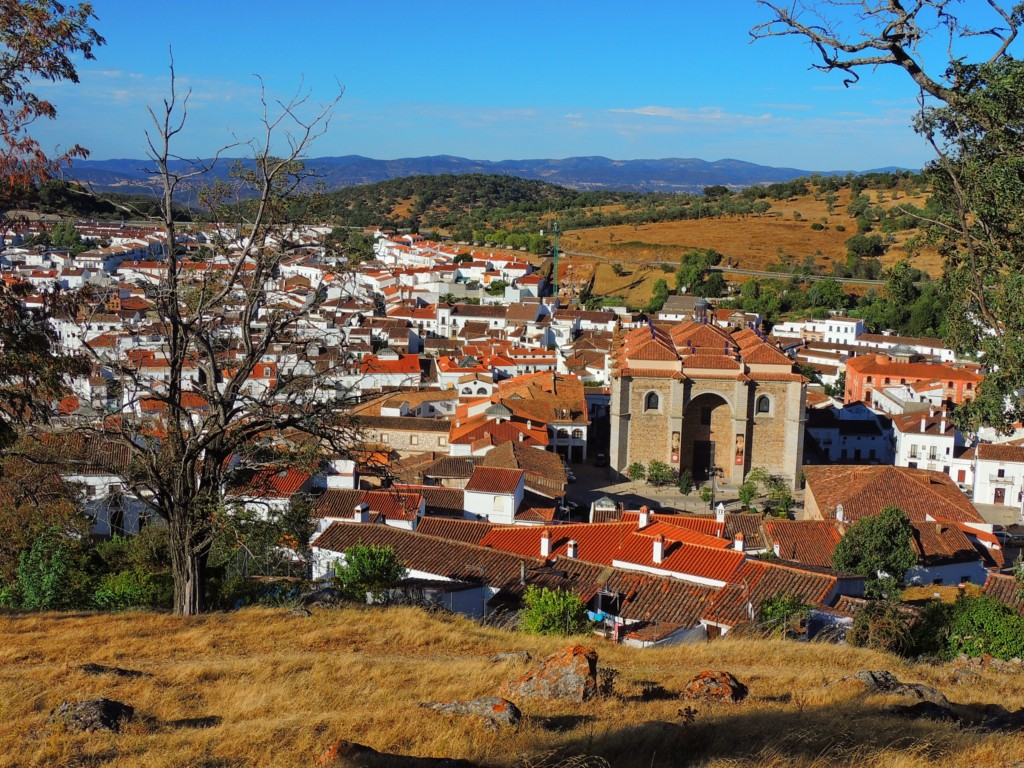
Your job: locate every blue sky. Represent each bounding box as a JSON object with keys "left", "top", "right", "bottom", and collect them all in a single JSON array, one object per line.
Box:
[{"left": 33, "top": 0, "right": 1024, "bottom": 171}]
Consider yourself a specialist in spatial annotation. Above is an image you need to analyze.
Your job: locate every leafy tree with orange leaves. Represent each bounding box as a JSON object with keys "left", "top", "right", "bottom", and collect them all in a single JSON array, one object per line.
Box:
[{"left": 0, "top": 1, "right": 104, "bottom": 209}]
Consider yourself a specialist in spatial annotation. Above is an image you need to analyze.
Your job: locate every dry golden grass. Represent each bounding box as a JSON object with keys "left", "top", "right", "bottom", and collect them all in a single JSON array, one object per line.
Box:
[
  {"left": 1, "top": 606, "right": 1021, "bottom": 768},
  {"left": 563, "top": 187, "right": 944, "bottom": 280}
]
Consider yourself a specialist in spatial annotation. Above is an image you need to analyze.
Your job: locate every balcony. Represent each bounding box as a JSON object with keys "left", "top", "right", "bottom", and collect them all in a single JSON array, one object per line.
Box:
[{"left": 989, "top": 474, "right": 1016, "bottom": 485}]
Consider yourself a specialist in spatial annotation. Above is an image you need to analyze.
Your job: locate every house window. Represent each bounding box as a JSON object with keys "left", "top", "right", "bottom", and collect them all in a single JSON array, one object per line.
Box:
[
  {"left": 756, "top": 395, "right": 771, "bottom": 415},
  {"left": 572, "top": 429, "right": 583, "bottom": 440},
  {"left": 644, "top": 392, "right": 660, "bottom": 411},
  {"left": 998, "top": 468, "right": 1006, "bottom": 478},
  {"left": 380, "top": 434, "right": 389, "bottom": 443},
  {"left": 410, "top": 434, "right": 419, "bottom": 445},
  {"left": 477, "top": 387, "right": 487, "bottom": 394},
  {"left": 438, "top": 437, "right": 447, "bottom": 447}
]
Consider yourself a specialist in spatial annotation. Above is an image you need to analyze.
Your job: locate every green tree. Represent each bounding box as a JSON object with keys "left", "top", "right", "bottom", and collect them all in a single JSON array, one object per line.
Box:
[
  {"left": 737, "top": 481, "right": 758, "bottom": 510},
  {"left": 646, "top": 460, "right": 676, "bottom": 487},
  {"left": 832, "top": 506, "right": 918, "bottom": 600},
  {"left": 758, "top": 593, "right": 810, "bottom": 638},
  {"left": 334, "top": 543, "right": 407, "bottom": 602},
  {"left": 520, "top": 585, "right": 592, "bottom": 635},
  {"left": 611, "top": 263, "right": 625, "bottom": 276},
  {"left": 806, "top": 278, "right": 846, "bottom": 310},
  {"left": 645, "top": 278, "right": 670, "bottom": 313},
  {"left": 675, "top": 248, "right": 722, "bottom": 294}
]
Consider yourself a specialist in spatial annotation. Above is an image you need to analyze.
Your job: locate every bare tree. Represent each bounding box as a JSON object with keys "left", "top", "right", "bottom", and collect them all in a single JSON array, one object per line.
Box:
[
  {"left": 751, "top": 1, "right": 1020, "bottom": 102},
  {"left": 54, "top": 65, "right": 361, "bottom": 614}
]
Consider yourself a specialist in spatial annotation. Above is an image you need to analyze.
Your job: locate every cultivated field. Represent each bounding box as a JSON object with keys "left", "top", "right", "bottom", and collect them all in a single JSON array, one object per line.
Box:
[{"left": 2, "top": 605, "right": 1022, "bottom": 768}]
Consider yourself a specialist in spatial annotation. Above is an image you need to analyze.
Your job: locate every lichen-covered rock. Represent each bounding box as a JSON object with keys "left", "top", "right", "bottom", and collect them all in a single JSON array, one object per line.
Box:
[
  {"left": 681, "top": 671, "right": 748, "bottom": 703},
  {"left": 50, "top": 698, "right": 134, "bottom": 733},
  {"left": 490, "top": 651, "right": 531, "bottom": 664},
  {"left": 315, "top": 740, "right": 476, "bottom": 767},
  {"left": 422, "top": 696, "right": 521, "bottom": 729},
  {"left": 853, "top": 670, "right": 949, "bottom": 706},
  {"left": 500, "top": 645, "right": 598, "bottom": 702}
]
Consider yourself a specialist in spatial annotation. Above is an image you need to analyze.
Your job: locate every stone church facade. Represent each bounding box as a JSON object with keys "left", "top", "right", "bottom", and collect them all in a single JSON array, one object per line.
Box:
[{"left": 609, "top": 321, "right": 806, "bottom": 488}]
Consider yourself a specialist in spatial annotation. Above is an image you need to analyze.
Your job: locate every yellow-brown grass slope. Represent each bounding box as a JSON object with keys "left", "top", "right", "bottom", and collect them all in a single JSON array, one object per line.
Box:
[{"left": 0, "top": 606, "right": 1020, "bottom": 768}]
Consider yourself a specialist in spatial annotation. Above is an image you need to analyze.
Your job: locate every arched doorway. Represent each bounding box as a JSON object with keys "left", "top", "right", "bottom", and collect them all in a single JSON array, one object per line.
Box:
[{"left": 682, "top": 393, "right": 734, "bottom": 484}]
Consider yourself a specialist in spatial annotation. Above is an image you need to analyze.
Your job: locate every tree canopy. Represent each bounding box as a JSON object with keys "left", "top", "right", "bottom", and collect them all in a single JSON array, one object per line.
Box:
[{"left": 833, "top": 506, "right": 918, "bottom": 600}]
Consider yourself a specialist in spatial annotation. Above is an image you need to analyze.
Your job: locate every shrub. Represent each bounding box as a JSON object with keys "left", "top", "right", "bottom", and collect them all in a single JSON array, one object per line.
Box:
[
  {"left": 626, "top": 462, "right": 647, "bottom": 483},
  {"left": 758, "top": 593, "right": 810, "bottom": 638},
  {"left": 93, "top": 568, "right": 170, "bottom": 611},
  {"left": 521, "top": 585, "right": 592, "bottom": 636},
  {"left": 335, "top": 543, "right": 407, "bottom": 602},
  {"left": 846, "top": 600, "right": 916, "bottom": 654},
  {"left": 699, "top": 486, "right": 714, "bottom": 505},
  {"left": 810, "top": 222, "right": 825, "bottom": 230},
  {"left": 15, "top": 527, "right": 87, "bottom": 610},
  {"left": 941, "top": 594, "right": 1024, "bottom": 660}
]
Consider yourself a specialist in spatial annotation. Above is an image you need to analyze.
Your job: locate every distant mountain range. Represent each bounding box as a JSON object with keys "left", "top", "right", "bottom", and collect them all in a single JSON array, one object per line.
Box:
[{"left": 68, "top": 155, "right": 908, "bottom": 196}]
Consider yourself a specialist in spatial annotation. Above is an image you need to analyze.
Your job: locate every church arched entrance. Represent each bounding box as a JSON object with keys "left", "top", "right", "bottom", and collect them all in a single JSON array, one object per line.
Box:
[{"left": 682, "top": 393, "right": 735, "bottom": 484}]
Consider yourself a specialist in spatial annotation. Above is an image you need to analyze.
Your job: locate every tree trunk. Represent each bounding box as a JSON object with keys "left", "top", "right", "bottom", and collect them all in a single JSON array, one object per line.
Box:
[{"left": 169, "top": 511, "right": 208, "bottom": 616}]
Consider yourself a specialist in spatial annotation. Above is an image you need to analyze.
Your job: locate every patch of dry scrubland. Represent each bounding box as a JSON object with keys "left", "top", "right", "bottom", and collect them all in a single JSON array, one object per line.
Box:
[{"left": 1, "top": 606, "right": 1022, "bottom": 768}]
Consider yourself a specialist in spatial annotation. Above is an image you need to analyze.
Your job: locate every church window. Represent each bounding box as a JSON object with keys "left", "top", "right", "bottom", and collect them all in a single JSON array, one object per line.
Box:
[
  {"left": 644, "top": 392, "right": 660, "bottom": 411},
  {"left": 756, "top": 395, "right": 771, "bottom": 414}
]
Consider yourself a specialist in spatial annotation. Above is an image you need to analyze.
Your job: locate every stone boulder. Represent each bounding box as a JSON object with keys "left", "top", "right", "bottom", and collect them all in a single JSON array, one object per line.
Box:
[
  {"left": 680, "top": 671, "right": 748, "bottom": 703},
  {"left": 490, "top": 651, "right": 531, "bottom": 664},
  {"left": 77, "top": 663, "right": 147, "bottom": 679},
  {"left": 853, "top": 670, "right": 949, "bottom": 706},
  {"left": 315, "top": 740, "right": 476, "bottom": 767},
  {"left": 50, "top": 698, "right": 134, "bottom": 733},
  {"left": 501, "top": 645, "right": 598, "bottom": 703},
  {"left": 422, "top": 696, "right": 521, "bottom": 730}
]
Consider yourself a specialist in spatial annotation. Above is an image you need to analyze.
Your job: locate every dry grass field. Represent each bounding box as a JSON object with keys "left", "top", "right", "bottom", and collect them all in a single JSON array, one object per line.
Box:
[
  {"left": 2, "top": 605, "right": 1023, "bottom": 768},
  {"left": 566, "top": 188, "right": 939, "bottom": 272}
]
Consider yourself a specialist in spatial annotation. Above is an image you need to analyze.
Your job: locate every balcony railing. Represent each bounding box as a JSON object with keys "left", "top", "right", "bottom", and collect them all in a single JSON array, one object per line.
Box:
[{"left": 989, "top": 474, "right": 1015, "bottom": 485}]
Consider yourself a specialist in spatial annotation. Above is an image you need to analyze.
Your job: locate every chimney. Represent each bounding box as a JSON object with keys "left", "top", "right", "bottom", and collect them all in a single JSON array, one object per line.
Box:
[
  {"left": 639, "top": 505, "right": 651, "bottom": 528},
  {"left": 733, "top": 532, "right": 745, "bottom": 552},
  {"left": 920, "top": 416, "right": 926, "bottom": 433},
  {"left": 352, "top": 502, "right": 369, "bottom": 524},
  {"left": 940, "top": 412, "right": 947, "bottom": 433},
  {"left": 653, "top": 534, "right": 665, "bottom": 564},
  {"left": 540, "top": 528, "right": 551, "bottom": 558},
  {"left": 520, "top": 560, "right": 526, "bottom": 587},
  {"left": 836, "top": 504, "right": 845, "bottom": 523},
  {"left": 715, "top": 502, "right": 725, "bottom": 524},
  {"left": 773, "top": 542, "right": 781, "bottom": 558},
  {"left": 566, "top": 540, "right": 578, "bottom": 559},
  {"left": 936, "top": 523, "right": 944, "bottom": 535}
]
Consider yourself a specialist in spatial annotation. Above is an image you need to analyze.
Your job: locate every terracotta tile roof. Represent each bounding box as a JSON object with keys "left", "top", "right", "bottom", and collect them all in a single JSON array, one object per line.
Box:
[
  {"left": 764, "top": 520, "right": 844, "bottom": 568},
  {"left": 516, "top": 507, "right": 559, "bottom": 523},
  {"left": 682, "top": 354, "right": 741, "bottom": 370},
  {"left": 414, "top": 517, "right": 494, "bottom": 544},
  {"left": 422, "top": 456, "right": 480, "bottom": 479},
  {"left": 359, "top": 490, "right": 423, "bottom": 521},
  {"left": 613, "top": 538, "right": 746, "bottom": 585},
  {"left": 229, "top": 467, "right": 312, "bottom": 499},
  {"left": 845, "top": 354, "right": 983, "bottom": 383},
  {"left": 464, "top": 467, "right": 524, "bottom": 495},
  {"left": 976, "top": 442, "right": 1024, "bottom": 463},
  {"left": 910, "top": 521, "right": 980, "bottom": 566},
  {"left": 392, "top": 484, "right": 465, "bottom": 516},
  {"left": 314, "top": 488, "right": 363, "bottom": 518},
  {"left": 803, "top": 465, "right": 983, "bottom": 524},
  {"left": 480, "top": 522, "right": 636, "bottom": 564},
  {"left": 701, "top": 560, "right": 838, "bottom": 629},
  {"left": 481, "top": 441, "right": 566, "bottom": 497}
]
